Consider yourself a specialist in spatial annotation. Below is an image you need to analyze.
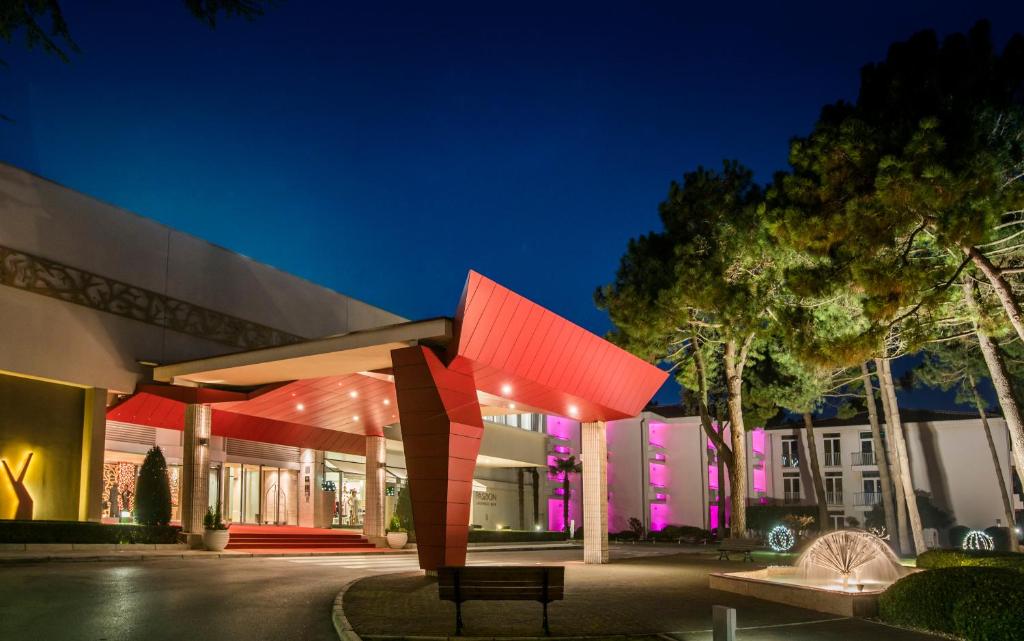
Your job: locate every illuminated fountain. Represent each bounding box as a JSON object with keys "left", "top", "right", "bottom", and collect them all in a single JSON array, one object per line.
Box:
[{"left": 709, "top": 529, "right": 911, "bottom": 617}]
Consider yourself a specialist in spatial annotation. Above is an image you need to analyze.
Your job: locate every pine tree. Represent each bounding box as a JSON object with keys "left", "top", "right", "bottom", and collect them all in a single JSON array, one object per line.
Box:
[{"left": 135, "top": 446, "right": 172, "bottom": 527}]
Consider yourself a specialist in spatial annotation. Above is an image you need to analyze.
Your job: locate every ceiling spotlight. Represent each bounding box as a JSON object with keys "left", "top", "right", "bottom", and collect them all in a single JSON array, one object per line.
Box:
[
  {"left": 353, "top": 415, "right": 360, "bottom": 421},
  {"left": 508, "top": 403, "right": 516, "bottom": 410},
  {"left": 349, "top": 391, "right": 358, "bottom": 398},
  {"left": 296, "top": 403, "right": 305, "bottom": 411},
  {"left": 501, "top": 384, "right": 513, "bottom": 395},
  {"left": 383, "top": 399, "right": 390, "bottom": 405},
  {"left": 568, "top": 405, "right": 579, "bottom": 417}
]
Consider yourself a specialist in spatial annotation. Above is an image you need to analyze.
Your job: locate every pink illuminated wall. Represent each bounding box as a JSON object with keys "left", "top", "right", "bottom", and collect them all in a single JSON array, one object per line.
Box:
[
  {"left": 547, "top": 455, "right": 565, "bottom": 481},
  {"left": 708, "top": 464, "right": 718, "bottom": 489},
  {"left": 709, "top": 505, "right": 719, "bottom": 530},
  {"left": 547, "top": 416, "right": 574, "bottom": 440},
  {"left": 751, "top": 428, "right": 766, "bottom": 455},
  {"left": 753, "top": 466, "right": 766, "bottom": 493},
  {"left": 648, "top": 422, "right": 668, "bottom": 447},
  {"left": 548, "top": 498, "right": 565, "bottom": 531},
  {"left": 650, "top": 502, "right": 669, "bottom": 531},
  {"left": 649, "top": 462, "right": 668, "bottom": 487}
]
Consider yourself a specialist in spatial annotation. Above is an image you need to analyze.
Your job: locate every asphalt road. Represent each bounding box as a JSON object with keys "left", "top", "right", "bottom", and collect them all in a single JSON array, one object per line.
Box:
[{"left": 0, "top": 548, "right": 615, "bottom": 641}]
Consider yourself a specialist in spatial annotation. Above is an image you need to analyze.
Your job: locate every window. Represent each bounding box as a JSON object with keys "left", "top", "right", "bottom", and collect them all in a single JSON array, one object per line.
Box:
[
  {"left": 783, "top": 474, "right": 800, "bottom": 503},
  {"left": 829, "top": 511, "right": 846, "bottom": 530},
  {"left": 781, "top": 437, "right": 799, "bottom": 468},
  {"left": 858, "top": 471, "right": 881, "bottom": 506},
  {"left": 484, "top": 413, "right": 542, "bottom": 432},
  {"left": 823, "top": 434, "right": 841, "bottom": 467},
  {"left": 825, "top": 473, "right": 843, "bottom": 505},
  {"left": 851, "top": 432, "right": 875, "bottom": 465}
]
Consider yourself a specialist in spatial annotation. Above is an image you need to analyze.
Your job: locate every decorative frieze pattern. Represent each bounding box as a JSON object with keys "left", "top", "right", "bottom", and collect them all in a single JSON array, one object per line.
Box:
[{"left": 0, "top": 244, "right": 303, "bottom": 350}]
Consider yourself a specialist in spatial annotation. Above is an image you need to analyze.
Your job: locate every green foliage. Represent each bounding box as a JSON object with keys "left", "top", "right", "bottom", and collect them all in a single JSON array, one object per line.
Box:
[
  {"left": 0, "top": 520, "right": 180, "bottom": 544},
  {"left": 914, "top": 491, "right": 954, "bottom": 530},
  {"left": 650, "top": 525, "right": 710, "bottom": 543},
  {"left": 985, "top": 526, "right": 1013, "bottom": 552},
  {"left": 917, "top": 549, "right": 1024, "bottom": 572},
  {"left": 467, "top": 529, "right": 566, "bottom": 543},
  {"left": 744, "top": 504, "right": 817, "bottom": 534},
  {"left": 135, "top": 446, "right": 172, "bottom": 527},
  {"left": 395, "top": 483, "right": 414, "bottom": 533},
  {"left": 203, "top": 503, "right": 226, "bottom": 530},
  {"left": 387, "top": 514, "right": 405, "bottom": 533},
  {"left": 627, "top": 517, "right": 644, "bottom": 540},
  {"left": 948, "top": 525, "right": 971, "bottom": 549},
  {"left": 879, "top": 567, "right": 1024, "bottom": 641}
]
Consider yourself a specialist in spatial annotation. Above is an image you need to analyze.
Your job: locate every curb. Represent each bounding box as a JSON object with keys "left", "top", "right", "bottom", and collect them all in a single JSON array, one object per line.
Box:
[{"left": 332, "top": 577, "right": 366, "bottom": 641}]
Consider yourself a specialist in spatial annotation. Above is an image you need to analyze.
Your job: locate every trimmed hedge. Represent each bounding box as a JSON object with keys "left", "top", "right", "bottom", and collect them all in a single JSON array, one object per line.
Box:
[
  {"left": 0, "top": 520, "right": 180, "bottom": 544},
  {"left": 879, "top": 567, "right": 1024, "bottom": 641},
  {"left": 467, "top": 529, "right": 567, "bottom": 543},
  {"left": 650, "top": 525, "right": 710, "bottom": 543},
  {"left": 917, "top": 548, "right": 1024, "bottom": 572}
]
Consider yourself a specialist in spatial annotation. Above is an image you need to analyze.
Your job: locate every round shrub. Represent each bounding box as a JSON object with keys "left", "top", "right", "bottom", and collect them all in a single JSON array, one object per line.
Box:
[
  {"left": 917, "top": 549, "right": 1024, "bottom": 572},
  {"left": 879, "top": 567, "right": 1024, "bottom": 640},
  {"left": 948, "top": 525, "right": 970, "bottom": 548},
  {"left": 135, "top": 446, "right": 172, "bottom": 526},
  {"left": 984, "top": 526, "right": 1012, "bottom": 552}
]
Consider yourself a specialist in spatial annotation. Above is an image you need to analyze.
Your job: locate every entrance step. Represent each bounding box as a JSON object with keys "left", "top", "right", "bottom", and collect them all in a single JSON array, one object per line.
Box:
[{"left": 224, "top": 528, "right": 377, "bottom": 551}]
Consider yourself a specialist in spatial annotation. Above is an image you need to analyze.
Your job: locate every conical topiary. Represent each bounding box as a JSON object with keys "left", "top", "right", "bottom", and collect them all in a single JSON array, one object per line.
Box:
[{"left": 135, "top": 446, "right": 172, "bottom": 526}]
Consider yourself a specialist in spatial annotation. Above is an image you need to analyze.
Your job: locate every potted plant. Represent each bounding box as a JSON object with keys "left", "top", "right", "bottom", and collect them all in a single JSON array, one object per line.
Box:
[
  {"left": 385, "top": 514, "right": 408, "bottom": 549},
  {"left": 203, "top": 503, "right": 230, "bottom": 551}
]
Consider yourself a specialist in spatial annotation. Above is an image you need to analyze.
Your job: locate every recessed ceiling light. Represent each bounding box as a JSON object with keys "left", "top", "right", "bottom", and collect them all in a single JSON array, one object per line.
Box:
[
  {"left": 383, "top": 399, "right": 390, "bottom": 405},
  {"left": 508, "top": 403, "right": 516, "bottom": 409},
  {"left": 350, "top": 391, "right": 358, "bottom": 398},
  {"left": 296, "top": 403, "right": 305, "bottom": 411},
  {"left": 353, "top": 415, "right": 360, "bottom": 421},
  {"left": 501, "top": 384, "right": 512, "bottom": 395},
  {"left": 568, "top": 405, "right": 579, "bottom": 417}
]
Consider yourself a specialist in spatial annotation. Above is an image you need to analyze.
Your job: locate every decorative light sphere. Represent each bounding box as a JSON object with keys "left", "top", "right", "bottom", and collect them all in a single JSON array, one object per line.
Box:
[
  {"left": 767, "top": 525, "right": 796, "bottom": 552},
  {"left": 962, "top": 530, "right": 995, "bottom": 551}
]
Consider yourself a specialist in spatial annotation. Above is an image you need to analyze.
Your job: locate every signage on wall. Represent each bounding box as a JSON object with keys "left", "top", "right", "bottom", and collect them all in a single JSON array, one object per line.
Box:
[{"left": 1, "top": 452, "right": 34, "bottom": 520}]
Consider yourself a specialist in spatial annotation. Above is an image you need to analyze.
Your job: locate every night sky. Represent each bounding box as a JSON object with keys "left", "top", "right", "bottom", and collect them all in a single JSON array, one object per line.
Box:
[{"left": 2, "top": 1, "right": 1022, "bottom": 408}]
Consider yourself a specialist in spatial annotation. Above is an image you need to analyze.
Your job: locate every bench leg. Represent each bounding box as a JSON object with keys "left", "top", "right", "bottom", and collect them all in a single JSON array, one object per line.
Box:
[
  {"left": 455, "top": 601, "right": 464, "bottom": 636},
  {"left": 744, "top": 551, "right": 752, "bottom": 562},
  {"left": 543, "top": 601, "right": 550, "bottom": 636},
  {"left": 718, "top": 551, "right": 728, "bottom": 561}
]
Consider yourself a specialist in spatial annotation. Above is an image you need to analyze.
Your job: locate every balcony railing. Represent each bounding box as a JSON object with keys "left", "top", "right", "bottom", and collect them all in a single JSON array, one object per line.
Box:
[
  {"left": 783, "top": 492, "right": 801, "bottom": 504},
  {"left": 826, "top": 491, "right": 844, "bottom": 505},
  {"left": 851, "top": 451, "right": 876, "bottom": 466},
  {"left": 781, "top": 455, "right": 799, "bottom": 468},
  {"left": 855, "top": 492, "right": 882, "bottom": 506},
  {"left": 823, "top": 452, "right": 842, "bottom": 467}
]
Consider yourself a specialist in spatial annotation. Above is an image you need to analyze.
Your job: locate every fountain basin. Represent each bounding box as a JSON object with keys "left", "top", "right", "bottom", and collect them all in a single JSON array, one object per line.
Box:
[{"left": 709, "top": 567, "right": 887, "bottom": 617}]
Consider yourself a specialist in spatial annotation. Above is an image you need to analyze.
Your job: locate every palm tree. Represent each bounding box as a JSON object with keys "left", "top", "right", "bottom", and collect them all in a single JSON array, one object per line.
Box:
[{"left": 549, "top": 455, "right": 582, "bottom": 536}]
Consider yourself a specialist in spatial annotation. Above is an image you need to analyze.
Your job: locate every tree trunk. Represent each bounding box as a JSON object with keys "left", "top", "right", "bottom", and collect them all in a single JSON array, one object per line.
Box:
[
  {"left": 717, "top": 452, "right": 727, "bottom": 538},
  {"left": 802, "top": 412, "right": 830, "bottom": 532},
  {"left": 969, "top": 373, "right": 1019, "bottom": 552},
  {"left": 963, "top": 280, "right": 1024, "bottom": 547},
  {"left": 875, "top": 360, "right": 909, "bottom": 554},
  {"left": 861, "top": 363, "right": 899, "bottom": 548},
  {"left": 563, "top": 475, "right": 571, "bottom": 536},
  {"left": 517, "top": 468, "right": 525, "bottom": 530},
  {"left": 878, "top": 357, "right": 926, "bottom": 555},
  {"left": 723, "top": 339, "right": 747, "bottom": 537},
  {"left": 963, "top": 244, "right": 1024, "bottom": 344},
  {"left": 530, "top": 468, "right": 540, "bottom": 529}
]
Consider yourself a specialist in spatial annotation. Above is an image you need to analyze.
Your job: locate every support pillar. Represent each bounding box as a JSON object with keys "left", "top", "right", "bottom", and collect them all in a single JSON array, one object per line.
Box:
[
  {"left": 180, "top": 404, "right": 212, "bottom": 540},
  {"left": 392, "top": 345, "right": 484, "bottom": 571},
  {"left": 78, "top": 388, "right": 107, "bottom": 522},
  {"left": 363, "top": 436, "right": 387, "bottom": 542},
  {"left": 299, "top": 448, "right": 327, "bottom": 528},
  {"left": 582, "top": 420, "right": 609, "bottom": 564}
]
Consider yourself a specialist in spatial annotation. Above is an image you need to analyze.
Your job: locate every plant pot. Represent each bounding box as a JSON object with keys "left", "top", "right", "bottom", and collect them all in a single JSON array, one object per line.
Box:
[
  {"left": 386, "top": 531, "right": 408, "bottom": 549},
  {"left": 203, "top": 528, "right": 230, "bottom": 552}
]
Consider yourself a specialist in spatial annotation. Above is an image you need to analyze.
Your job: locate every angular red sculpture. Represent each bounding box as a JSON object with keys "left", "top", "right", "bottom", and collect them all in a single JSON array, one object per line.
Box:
[{"left": 391, "top": 345, "right": 484, "bottom": 570}]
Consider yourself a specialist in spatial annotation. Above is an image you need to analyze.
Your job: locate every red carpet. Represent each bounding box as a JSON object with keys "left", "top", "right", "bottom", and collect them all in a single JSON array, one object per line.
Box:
[{"left": 224, "top": 525, "right": 377, "bottom": 551}]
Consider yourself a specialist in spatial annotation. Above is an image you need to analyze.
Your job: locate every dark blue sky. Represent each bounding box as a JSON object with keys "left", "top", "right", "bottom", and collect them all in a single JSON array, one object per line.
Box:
[{"left": 2, "top": 1, "right": 1022, "bottom": 408}]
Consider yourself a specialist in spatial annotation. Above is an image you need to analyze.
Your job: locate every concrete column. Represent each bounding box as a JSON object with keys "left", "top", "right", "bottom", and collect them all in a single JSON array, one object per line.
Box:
[
  {"left": 180, "top": 404, "right": 212, "bottom": 537},
  {"left": 582, "top": 420, "right": 609, "bottom": 564},
  {"left": 363, "top": 435, "right": 387, "bottom": 541},
  {"left": 298, "top": 448, "right": 326, "bottom": 528},
  {"left": 78, "top": 388, "right": 107, "bottom": 522}
]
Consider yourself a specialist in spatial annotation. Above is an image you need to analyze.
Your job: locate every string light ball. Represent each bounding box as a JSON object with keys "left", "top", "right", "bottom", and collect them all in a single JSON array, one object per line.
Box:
[{"left": 768, "top": 525, "right": 796, "bottom": 552}]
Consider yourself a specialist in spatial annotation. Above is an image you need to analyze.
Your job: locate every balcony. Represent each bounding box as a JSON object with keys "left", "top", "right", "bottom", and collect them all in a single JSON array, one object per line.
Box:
[
  {"left": 826, "top": 491, "right": 844, "bottom": 505},
  {"left": 851, "top": 451, "right": 876, "bottom": 466},
  {"left": 823, "top": 452, "right": 842, "bottom": 467},
  {"left": 783, "top": 492, "right": 801, "bottom": 504},
  {"left": 854, "top": 492, "right": 882, "bottom": 506},
  {"left": 781, "top": 455, "right": 799, "bottom": 468}
]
